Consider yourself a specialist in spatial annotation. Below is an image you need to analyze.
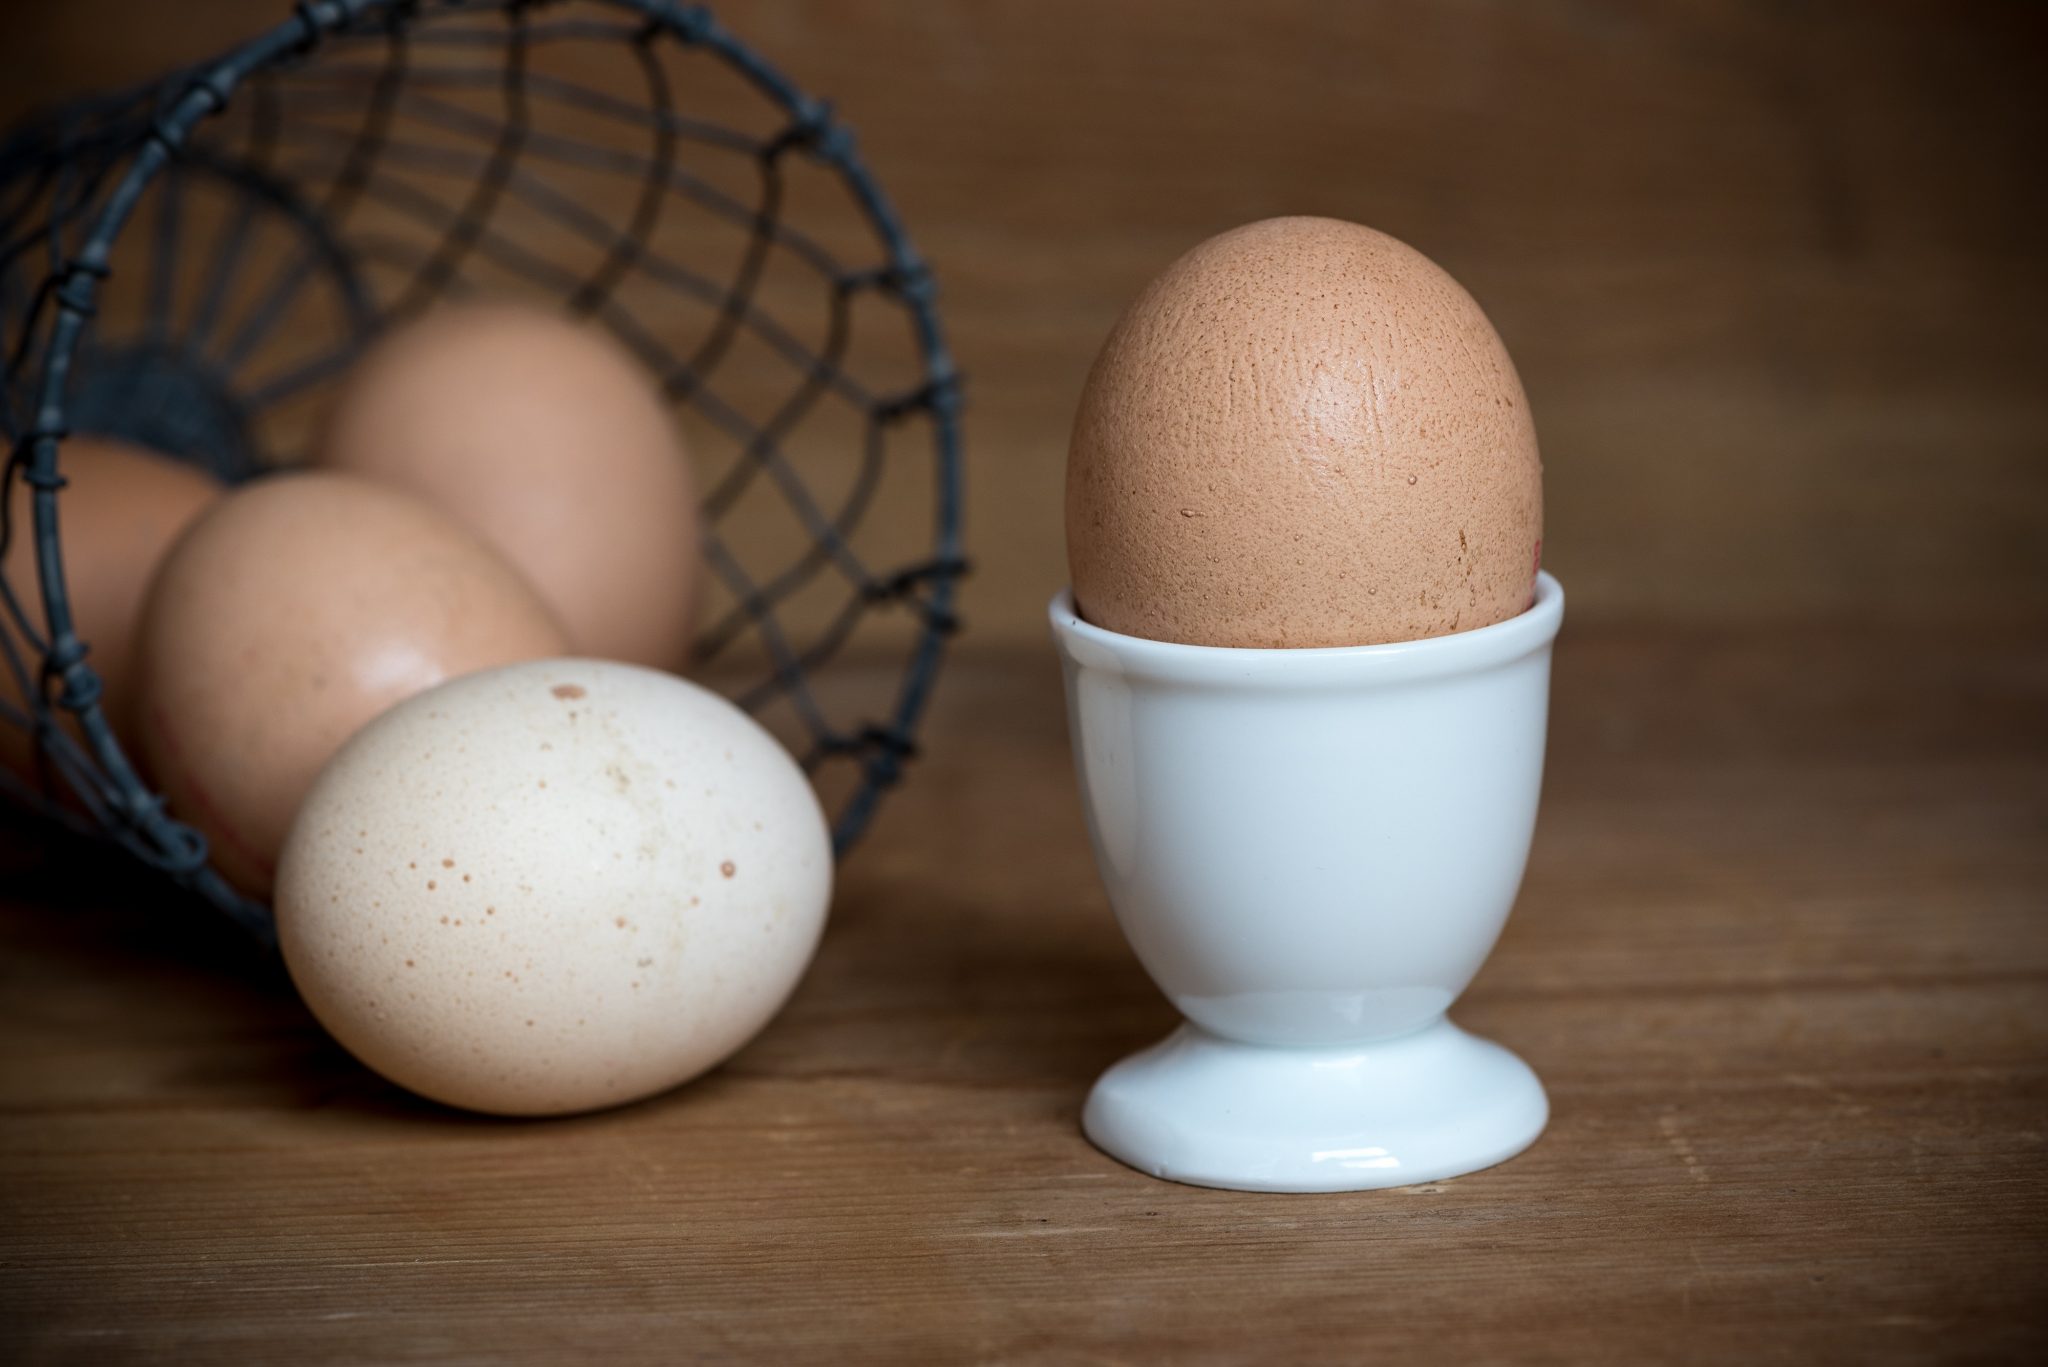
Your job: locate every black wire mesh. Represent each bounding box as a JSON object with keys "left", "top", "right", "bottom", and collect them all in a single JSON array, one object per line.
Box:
[{"left": 0, "top": 0, "right": 966, "bottom": 944}]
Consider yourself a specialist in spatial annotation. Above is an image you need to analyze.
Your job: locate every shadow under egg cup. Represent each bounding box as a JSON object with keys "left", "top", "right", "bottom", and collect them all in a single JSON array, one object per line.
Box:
[{"left": 1050, "top": 573, "right": 1564, "bottom": 1192}]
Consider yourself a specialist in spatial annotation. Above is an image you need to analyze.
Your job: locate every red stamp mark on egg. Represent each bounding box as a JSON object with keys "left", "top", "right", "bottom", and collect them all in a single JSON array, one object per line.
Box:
[{"left": 551, "top": 684, "right": 586, "bottom": 700}]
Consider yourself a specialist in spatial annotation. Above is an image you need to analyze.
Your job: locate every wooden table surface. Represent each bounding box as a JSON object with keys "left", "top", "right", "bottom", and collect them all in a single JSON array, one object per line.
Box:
[{"left": 2, "top": 626, "right": 2044, "bottom": 1363}]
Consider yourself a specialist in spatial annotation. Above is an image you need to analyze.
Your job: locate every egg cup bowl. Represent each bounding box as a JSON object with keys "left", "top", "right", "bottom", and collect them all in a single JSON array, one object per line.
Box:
[{"left": 1049, "top": 572, "right": 1563, "bottom": 1192}]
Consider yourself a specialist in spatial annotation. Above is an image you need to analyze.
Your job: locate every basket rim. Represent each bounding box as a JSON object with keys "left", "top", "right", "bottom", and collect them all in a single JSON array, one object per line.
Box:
[{"left": 5, "top": 0, "right": 966, "bottom": 943}]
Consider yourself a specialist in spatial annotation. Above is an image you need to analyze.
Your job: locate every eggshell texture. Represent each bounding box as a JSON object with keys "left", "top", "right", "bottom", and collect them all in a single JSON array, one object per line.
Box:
[
  {"left": 316, "top": 300, "right": 701, "bottom": 670},
  {"left": 135, "top": 472, "right": 568, "bottom": 896},
  {"left": 2, "top": 436, "right": 221, "bottom": 782},
  {"left": 1066, "top": 216, "right": 1543, "bottom": 647},
  {"left": 275, "top": 658, "right": 832, "bottom": 1117}
]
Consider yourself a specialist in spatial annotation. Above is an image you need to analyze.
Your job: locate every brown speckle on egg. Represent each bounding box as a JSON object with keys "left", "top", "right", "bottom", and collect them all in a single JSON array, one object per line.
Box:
[
  {"left": 133, "top": 471, "right": 568, "bottom": 899},
  {"left": 552, "top": 684, "right": 586, "bottom": 700},
  {"left": 271, "top": 658, "right": 831, "bottom": 1119}
]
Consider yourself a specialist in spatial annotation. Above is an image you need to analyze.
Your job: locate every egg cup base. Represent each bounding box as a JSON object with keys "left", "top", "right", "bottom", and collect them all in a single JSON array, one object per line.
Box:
[{"left": 1082, "top": 1017, "right": 1547, "bottom": 1193}]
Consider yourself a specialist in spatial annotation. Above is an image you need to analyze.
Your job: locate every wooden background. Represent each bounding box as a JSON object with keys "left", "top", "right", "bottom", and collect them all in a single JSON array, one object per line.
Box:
[
  {"left": 3, "top": 0, "right": 2044, "bottom": 643},
  {"left": 3, "top": 631, "right": 2045, "bottom": 1362},
  {"left": 2, "top": 3, "right": 2044, "bottom": 1362}
]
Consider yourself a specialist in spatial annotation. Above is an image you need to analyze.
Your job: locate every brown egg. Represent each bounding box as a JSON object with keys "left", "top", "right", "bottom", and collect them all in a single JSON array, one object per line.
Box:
[
  {"left": 134, "top": 471, "right": 568, "bottom": 896},
  {"left": 1066, "top": 216, "right": 1543, "bottom": 648},
  {"left": 316, "top": 300, "right": 701, "bottom": 670},
  {"left": 2, "top": 436, "right": 221, "bottom": 786}
]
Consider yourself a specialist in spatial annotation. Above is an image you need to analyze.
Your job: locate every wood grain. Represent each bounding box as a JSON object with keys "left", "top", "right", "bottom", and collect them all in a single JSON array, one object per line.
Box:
[
  {"left": 2, "top": 627, "right": 2045, "bottom": 1362},
  {"left": 0, "top": 7, "right": 2043, "bottom": 1355},
  {"left": 2, "top": 1, "right": 2045, "bottom": 644}
]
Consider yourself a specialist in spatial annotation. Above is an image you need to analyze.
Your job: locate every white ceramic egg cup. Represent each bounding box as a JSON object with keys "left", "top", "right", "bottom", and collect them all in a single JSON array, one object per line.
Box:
[{"left": 1049, "top": 573, "right": 1563, "bottom": 1192}]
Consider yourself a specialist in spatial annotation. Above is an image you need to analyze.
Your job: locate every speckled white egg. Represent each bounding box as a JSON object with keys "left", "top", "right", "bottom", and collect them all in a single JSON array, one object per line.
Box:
[{"left": 274, "top": 658, "right": 831, "bottom": 1116}]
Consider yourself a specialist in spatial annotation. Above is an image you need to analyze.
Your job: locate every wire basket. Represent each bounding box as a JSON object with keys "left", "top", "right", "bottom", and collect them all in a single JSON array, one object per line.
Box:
[{"left": 0, "top": 0, "right": 965, "bottom": 943}]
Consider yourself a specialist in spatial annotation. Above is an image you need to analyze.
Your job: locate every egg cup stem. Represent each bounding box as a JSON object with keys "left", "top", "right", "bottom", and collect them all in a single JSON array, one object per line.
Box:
[{"left": 1050, "top": 574, "right": 1564, "bottom": 1193}]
